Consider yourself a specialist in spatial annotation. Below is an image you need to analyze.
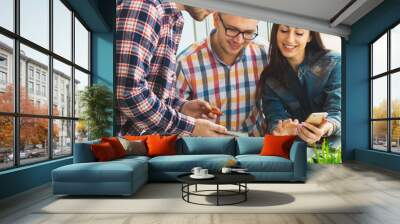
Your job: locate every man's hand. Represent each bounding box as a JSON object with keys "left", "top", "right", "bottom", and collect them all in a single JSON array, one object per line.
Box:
[
  {"left": 298, "top": 121, "right": 333, "bottom": 144},
  {"left": 192, "top": 119, "right": 228, "bottom": 137},
  {"left": 272, "top": 119, "right": 299, "bottom": 136},
  {"left": 181, "top": 99, "right": 219, "bottom": 119}
]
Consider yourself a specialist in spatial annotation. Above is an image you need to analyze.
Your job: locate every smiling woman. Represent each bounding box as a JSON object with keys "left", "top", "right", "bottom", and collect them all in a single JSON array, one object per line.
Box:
[{"left": 257, "top": 24, "right": 341, "bottom": 149}]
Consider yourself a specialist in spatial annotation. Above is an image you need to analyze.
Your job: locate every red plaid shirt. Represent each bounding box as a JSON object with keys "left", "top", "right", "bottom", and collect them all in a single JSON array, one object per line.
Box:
[{"left": 116, "top": 0, "right": 195, "bottom": 135}]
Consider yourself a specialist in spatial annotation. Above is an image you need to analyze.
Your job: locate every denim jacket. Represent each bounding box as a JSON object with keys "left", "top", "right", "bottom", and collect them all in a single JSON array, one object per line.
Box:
[{"left": 262, "top": 51, "right": 341, "bottom": 140}]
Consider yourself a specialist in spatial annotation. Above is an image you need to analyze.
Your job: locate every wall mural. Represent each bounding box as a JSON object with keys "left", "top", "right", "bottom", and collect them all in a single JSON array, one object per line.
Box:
[{"left": 114, "top": 3, "right": 342, "bottom": 164}]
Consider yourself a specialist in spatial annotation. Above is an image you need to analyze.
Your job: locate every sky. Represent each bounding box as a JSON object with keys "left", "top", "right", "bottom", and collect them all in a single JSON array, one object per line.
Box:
[{"left": 0, "top": 0, "right": 89, "bottom": 75}]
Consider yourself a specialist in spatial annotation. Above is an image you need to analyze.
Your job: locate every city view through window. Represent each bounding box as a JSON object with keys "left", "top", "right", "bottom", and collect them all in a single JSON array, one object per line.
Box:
[
  {"left": 0, "top": 0, "right": 91, "bottom": 170},
  {"left": 371, "top": 23, "right": 400, "bottom": 153}
]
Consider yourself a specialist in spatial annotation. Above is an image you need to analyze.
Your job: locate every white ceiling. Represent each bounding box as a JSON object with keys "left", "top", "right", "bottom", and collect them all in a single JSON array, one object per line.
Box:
[{"left": 176, "top": 0, "right": 384, "bottom": 38}]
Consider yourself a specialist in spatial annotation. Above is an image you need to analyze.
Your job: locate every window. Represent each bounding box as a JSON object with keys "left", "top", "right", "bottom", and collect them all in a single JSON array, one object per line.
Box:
[
  {"left": 74, "top": 69, "right": 89, "bottom": 119},
  {"left": 371, "top": 23, "right": 400, "bottom": 154},
  {"left": 0, "top": 0, "right": 14, "bottom": 32},
  {"left": 35, "top": 70, "right": 41, "bottom": 81},
  {"left": 21, "top": 0, "right": 49, "bottom": 49},
  {"left": 54, "top": 0, "right": 72, "bottom": 60},
  {"left": 0, "top": 0, "right": 91, "bottom": 170},
  {"left": 0, "top": 55, "right": 7, "bottom": 67},
  {"left": 29, "top": 67, "right": 34, "bottom": 80},
  {"left": 53, "top": 59, "right": 72, "bottom": 117},
  {"left": 0, "top": 71, "right": 6, "bottom": 85},
  {"left": 36, "top": 83, "right": 40, "bottom": 95},
  {"left": 0, "top": 55, "right": 7, "bottom": 86},
  {"left": 42, "top": 85, "right": 46, "bottom": 97},
  {"left": 75, "top": 17, "right": 90, "bottom": 70},
  {"left": 28, "top": 81, "right": 34, "bottom": 94}
]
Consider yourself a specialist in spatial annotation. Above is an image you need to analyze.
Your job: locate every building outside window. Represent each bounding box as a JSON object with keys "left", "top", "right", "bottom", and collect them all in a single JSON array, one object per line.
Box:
[
  {"left": 0, "top": 0, "right": 92, "bottom": 170},
  {"left": 370, "top": 23, "right": 400, "bottom": 154}
]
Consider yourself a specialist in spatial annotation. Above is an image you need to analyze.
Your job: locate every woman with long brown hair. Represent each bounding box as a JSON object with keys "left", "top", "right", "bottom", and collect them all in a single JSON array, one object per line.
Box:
[{"left": 258, "top": 24, "right": 341, "bottom": 145}]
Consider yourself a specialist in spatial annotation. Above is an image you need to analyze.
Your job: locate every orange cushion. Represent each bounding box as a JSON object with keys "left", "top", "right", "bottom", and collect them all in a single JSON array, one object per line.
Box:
[
  {"left": 91, "top": 142, "right": 118, "bottom": 162},
  {"left": 101, "top": 137, "right": 126, "bottom": 158},
  {"left": 259, "top": 135, "right": 296, "bottom": 159},
  {"left": 146, "top": 134, "right": 178, "bottom": 157}
]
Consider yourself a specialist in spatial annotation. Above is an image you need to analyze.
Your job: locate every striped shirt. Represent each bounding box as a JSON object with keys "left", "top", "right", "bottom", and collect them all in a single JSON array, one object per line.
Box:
[
  {"left": 115, "top": 0, "right": 195, "bottom": 135},
  {"left": 176, "top": 33, "right": 268, "bottom": 136}
]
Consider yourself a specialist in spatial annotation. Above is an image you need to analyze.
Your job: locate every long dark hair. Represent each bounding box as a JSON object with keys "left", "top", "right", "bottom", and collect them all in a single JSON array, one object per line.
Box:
[{"left": 256, "top": 24, "right": 328, "bottom": 102}]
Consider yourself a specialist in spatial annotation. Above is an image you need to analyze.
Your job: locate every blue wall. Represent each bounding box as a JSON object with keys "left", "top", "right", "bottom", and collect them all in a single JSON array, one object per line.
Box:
[
  {"left": 0, "top": 158, "right": 72, "bottom": 199},
  {"left": 92, "top": 32, "right": 114, "bottom": 135},
  {"left": 344, "top": 0, "right": 400, "bottom": 171},
  {"left": 0, "top": 1, "right": 114, "bottom": 200}
]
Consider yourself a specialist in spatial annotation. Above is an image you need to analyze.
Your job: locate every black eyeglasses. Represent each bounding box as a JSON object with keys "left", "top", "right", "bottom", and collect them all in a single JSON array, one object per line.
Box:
[{"left": 219, "top": 16, "right": 258, "bottom": 40}]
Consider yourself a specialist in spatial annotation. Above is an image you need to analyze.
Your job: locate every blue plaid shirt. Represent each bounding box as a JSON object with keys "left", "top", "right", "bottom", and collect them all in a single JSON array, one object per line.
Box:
[{"left": 115, "top": 0, "right": 195, "bottom": 135}]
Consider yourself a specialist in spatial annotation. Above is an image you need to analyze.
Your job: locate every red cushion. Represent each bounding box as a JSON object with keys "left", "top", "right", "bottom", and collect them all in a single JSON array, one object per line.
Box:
[
  {"left": 101, "top": 137, "right": 126, "bottom": 158},
  {"left": 146, "top": 134, "right": 178, "bottom": 157},
  {"left": 259, "top": 135, "right": 296, "bottom": 159},
  {"left": 91, "top": 142, "right": 118, "bottom": 162}
]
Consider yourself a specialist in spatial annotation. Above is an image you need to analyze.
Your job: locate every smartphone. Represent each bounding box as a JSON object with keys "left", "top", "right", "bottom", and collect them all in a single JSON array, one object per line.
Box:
[{"left": 305, "top": 112, "right": 328, "bottom": 126}]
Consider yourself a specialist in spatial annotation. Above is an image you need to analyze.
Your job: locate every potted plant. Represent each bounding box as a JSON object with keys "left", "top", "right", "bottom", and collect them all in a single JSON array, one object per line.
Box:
[{"left": 79, "top": 84, "right": 113, "bottom": 140}]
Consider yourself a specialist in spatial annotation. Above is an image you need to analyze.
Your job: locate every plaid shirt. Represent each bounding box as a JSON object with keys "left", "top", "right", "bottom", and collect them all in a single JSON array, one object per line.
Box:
[
  {"left": 176, "top": 34, "right": 268, "bottom": 136},
  {"left": 115, "top": 0, "right": 195, "bottom": 135}
]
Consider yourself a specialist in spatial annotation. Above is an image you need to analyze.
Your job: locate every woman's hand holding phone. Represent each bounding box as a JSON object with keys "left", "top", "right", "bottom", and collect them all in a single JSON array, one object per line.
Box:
[{"left": 298, "top": 119, "right": 334, "bottom": 144}]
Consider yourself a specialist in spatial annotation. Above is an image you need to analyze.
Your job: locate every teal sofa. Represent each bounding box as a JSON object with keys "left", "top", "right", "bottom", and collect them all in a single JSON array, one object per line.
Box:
[{"left": 52, "top": 137, "right": 306, "bottom": 196}]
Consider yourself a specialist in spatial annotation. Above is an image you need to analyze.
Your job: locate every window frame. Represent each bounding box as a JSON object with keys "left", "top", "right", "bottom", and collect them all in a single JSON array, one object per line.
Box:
[
  {"left": 370, "top": 20, "right": 400, "bottom": 154},
  {"left": 0, "top": 0, "right": 92, "bottom": 171}
]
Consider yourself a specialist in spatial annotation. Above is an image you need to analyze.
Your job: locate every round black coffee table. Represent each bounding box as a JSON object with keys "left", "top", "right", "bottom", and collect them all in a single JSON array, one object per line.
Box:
[{"left": 177, "top": 173, "right": 255, "bottom": 206}]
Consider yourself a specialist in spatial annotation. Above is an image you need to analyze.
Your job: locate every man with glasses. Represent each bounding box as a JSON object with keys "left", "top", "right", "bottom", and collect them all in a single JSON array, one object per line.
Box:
[{"left": 176, "top": 13, "right": 268, "bottom": 136}]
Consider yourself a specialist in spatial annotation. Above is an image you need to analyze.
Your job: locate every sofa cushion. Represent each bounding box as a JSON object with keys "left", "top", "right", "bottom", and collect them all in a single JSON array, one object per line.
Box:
[
  {"left": 177, "top": 137, "right": 236, "bottom": 155},
  {"left": 91, "top": 142, "right": 118, "bottom": 162},
  {"left": 148, "top": 154, "right": 235, "bottom": 172},
  {"left": 52, "top": 158, "right": 147, "bottom": 183},
  {"left": 147, "top": 135, "right": 178, "bottom": 157},
  {"left": 236, "top": 155, "right": 293, "bottom": 172},
  {"left": 236, "top": 137, "right": 264, "bottom": 155},
  {"left": 260, "top": 135, "right": 296, "bottom": 159},
  {"left": 101, "top": 137, "right": 127, "bottom": 158},
  {"left": 118, "top": 138, "right": 147, "bottom": 156},
  {"left": 115, "top": 155, "right": 150, "bottom": 164}
]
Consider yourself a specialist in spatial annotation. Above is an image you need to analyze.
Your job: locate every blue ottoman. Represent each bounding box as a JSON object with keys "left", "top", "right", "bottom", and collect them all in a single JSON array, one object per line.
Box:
[{"left": 52, "top": 156, "right": 148, "bottom": 196}]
